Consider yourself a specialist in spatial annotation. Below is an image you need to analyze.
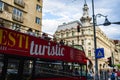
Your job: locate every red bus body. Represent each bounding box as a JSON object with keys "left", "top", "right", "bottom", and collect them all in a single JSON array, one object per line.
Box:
[{"left": 0, "top": 27, "right": 87, "bottom": 80}]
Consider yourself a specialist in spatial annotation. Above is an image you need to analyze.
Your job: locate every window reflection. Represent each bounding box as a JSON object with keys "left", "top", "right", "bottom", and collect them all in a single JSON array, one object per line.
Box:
[
  {"left": 23, "top": 60, "right": 33, "bottom": 80},
  {"left": 35, "top": 60, "right": 63, "bottom": 78},
  {"left": 34, "top": 59, "right": 87, "bottom": 78},
  {"left": 6, "top": 59, "right": 19, "bottom": 80}
]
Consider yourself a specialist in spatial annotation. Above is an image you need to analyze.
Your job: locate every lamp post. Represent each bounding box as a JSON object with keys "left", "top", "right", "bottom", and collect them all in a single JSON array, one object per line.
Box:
[{"left": 91, "top": 0, "right": 100, "bottom": 80}]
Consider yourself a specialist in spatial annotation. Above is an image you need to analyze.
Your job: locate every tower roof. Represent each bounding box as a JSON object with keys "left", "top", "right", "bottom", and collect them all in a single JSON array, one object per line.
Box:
[{"left": 80, "top": 1, "right": 92, "bottom": 27}]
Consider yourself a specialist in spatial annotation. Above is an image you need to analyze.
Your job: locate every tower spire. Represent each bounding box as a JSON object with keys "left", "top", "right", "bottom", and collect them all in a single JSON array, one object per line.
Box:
[
  {"left": 84, "top": 0, "right": 87, "bottom": 4},
  {"left": 80, "top": 0, "right": 92, "bottom": 27}
]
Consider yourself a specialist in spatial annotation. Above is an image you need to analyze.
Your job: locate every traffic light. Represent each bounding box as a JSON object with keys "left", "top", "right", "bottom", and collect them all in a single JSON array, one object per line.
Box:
[
  {"left": 107, "top": 57, "right": 112, "bottom": 67},
  {"left": 77, "top": 25, "right": 80, "bottom": 32}
]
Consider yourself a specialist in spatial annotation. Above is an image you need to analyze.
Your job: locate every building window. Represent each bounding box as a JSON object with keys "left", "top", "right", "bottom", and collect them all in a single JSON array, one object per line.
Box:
[
  {"left": 35, "top": 17, "right": 41, "bottom": 24},
  {"left": 72, "top": 40, "right": 74, "bottom": 45},
  {"left": 36, "top": 4, "right": 41, "bottom": 12},
  {"left": 13, "top": 8, "right": 23, "bottom": 22},
  {"left": 66, "top": 32, "right": 69, "bottom": 37},
  {"left": 4, "top": 4, "right": 9, "bottom": 11},
  {"left": 0, "top": 1, "right": 4, "bottom": 11},
  {"left": 88, "top": 29, "right": 91, "bottom": 34},
  {"left": 14, "top": 0, "right": 25, "bottom": 8},
  {"left": 72, "top": 31, "right": 74, "bottom": 36},
  {"left": 61, "top": 33, "right": 63, "bottom": 38},
  {"left": 81, "top": 39, "right": 84, "bottom": 45},
  {"left": 82, "top": 30, "right": 84, "bottom": 35},
  {"left": 18, "top": 0, "right": 24, "bottom": 2},
  {"left": 37, "top": 0, "right": 40, "bottom": 2},
  {"left": 13, "top": 8, "right": 23, "bottom": 17},
  {"left": 88, "top": 50, "right": 91, "bottom": 56},
  {"left": 88, "top": 42, "right": 91, "bottom": 45}
]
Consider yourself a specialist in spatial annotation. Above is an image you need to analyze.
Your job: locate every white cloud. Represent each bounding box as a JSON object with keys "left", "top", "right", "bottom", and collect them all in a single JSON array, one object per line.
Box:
[
  {"left": 42, "top": 19, "right": 58, "bottom": 34},
  {"left": 42, "top": 0, "right": 83, "bottom": 34},
  {"left": 100, "top": 25, "right": 120, "bottom": 39}
]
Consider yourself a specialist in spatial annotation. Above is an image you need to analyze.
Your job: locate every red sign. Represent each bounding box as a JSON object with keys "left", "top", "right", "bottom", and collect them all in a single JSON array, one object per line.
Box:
[{"left": 0, "top": 27, "right": 87, "bottom": 63}]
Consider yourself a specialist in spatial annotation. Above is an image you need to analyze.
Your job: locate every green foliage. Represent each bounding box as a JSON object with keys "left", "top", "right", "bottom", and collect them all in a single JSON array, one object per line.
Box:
[{"left": 114, "top": 64, "right": 120, "bottom": 69}]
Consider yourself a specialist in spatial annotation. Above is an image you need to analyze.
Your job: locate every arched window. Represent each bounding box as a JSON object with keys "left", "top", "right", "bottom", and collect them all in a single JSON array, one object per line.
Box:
[
  {"left": 72, "top": 31, "right": 74, "bottom": 36},
  {"left": 66, "top": 32, "right": 69, "bottom": 37}
]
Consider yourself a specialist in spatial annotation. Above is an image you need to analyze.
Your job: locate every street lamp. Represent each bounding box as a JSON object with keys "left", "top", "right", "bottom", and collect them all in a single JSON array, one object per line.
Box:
[{"left": 95, "top": 14, "right": 111, "bottom": 26}]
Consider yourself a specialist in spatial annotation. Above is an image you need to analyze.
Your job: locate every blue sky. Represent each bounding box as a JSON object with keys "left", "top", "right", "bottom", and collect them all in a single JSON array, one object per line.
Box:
[{"left": 42, "top": 0, "right": 120, "bottom": 40}]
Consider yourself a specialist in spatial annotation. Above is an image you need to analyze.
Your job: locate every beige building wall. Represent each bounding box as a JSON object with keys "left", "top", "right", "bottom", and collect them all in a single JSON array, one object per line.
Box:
[
  {"left": 55, "top": 3, "right": 120, "bottom": 71},
  {"left": 0, "top": 0, "right": 42, "bottom": 34},
  {"left": 113, "top": 40, "right": 120, "bottom": 65}
]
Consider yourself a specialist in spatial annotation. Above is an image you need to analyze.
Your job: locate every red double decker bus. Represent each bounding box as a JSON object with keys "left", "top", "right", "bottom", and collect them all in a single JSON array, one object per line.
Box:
[{"left": 0, "top": 27, "right": 88, "bottom": 80}]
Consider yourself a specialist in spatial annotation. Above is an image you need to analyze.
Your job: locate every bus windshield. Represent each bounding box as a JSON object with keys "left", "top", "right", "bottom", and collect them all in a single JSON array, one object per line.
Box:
[{"left": 72, "top": 45, "right": 84, "bottom": 51}]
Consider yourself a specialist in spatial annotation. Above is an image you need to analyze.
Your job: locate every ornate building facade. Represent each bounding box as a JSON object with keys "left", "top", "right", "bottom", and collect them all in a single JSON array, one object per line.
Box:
[{"left": 54, "top": 3, "right": 120, "bottom": 71}]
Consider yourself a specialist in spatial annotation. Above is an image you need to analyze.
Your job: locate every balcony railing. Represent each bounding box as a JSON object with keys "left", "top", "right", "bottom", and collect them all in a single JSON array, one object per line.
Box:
[{"left": 14, "top": 0, "right": 25, "bottom": 8}]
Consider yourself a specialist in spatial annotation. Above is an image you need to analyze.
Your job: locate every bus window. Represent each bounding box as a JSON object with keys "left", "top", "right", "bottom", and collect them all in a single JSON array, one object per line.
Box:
[
  {"left": 81, "top": 64, "right": 87, "bottom": 77},
  {"left": 34, "top": 60, "right": 62, "bottom": 78},
  {"left": 34, "top": 60, "right": 75, "bottom": 78},
  {"left": 23, "top": 60, "right": 33, "bottom": 80},
  {"left": 72, "top": 63, "right": 81, "bottom": 76},
  {"left": 4, "top": 58, "right": 34, "bottom": 80},
  {"left": 6, "top": 59, "right": 19, "bottom": 80},
  {"left": 63, "top": 62, "right": 73, "bottom": 75},
  {"left": 63, "top": 62, "right": 71, "bottom": 71},
  {"left": 0, "top": 55, "right": 3, "bottom": 78}
]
